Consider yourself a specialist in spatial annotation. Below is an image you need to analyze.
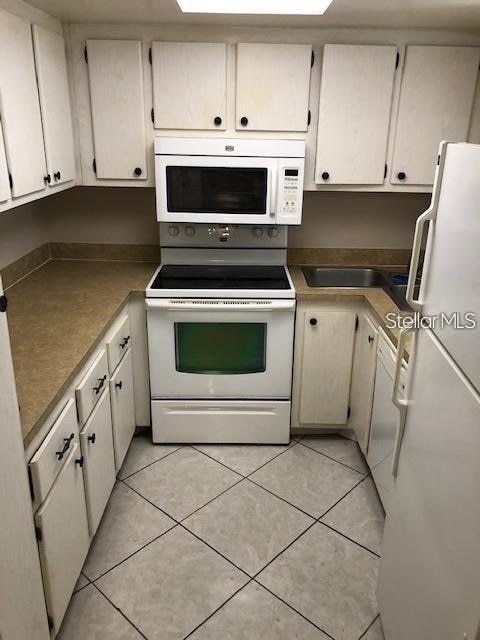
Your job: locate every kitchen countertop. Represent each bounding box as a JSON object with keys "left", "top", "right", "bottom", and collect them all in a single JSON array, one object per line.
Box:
[
  {"left": 6, "top": 260, "right": 157, "bottom": 447},
  {"left": 6, "top": 259, "right": 412, "bottom": 449},
  {"left": 289, "top": 266, "right": 413, "bottom": 355}
]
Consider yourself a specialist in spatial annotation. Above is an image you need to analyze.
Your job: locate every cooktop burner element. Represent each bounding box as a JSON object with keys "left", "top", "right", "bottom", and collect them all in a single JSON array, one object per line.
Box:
[{"left": 150, "top": 264, "right": 291, "bottom": 291}]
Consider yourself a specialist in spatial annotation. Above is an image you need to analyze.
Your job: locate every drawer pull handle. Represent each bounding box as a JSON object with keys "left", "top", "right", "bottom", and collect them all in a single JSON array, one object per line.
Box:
[
  {"left": 75, "top": 456, "right": 84, "bottom": 467},
  {"left": 120, "top": 335, "right": 130, "bottom": 349},
  {"left": 368, "top": 335, "right": 374, "bottom": 343},
  {"left": 88, "top": 433, "right": 96, "bottom": 444},
  {"left": 56, "top": 433, "right": 74, "bottom": 460},
  {"left": 93, "top": 375, "right": 107, "bottom": 394},
  {"left": 115, "top": 380, "right": 123, "bottom": 390}
]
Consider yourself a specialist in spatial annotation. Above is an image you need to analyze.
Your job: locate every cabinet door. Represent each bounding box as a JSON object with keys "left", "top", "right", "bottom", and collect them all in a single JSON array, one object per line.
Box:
[
  {"left": 109, "top": 348, "right": 136, "bottom": 471},
  {"left": 349, "top": 314, "right": 378, "bottom": 454},
  {"left": 86, "top": 39, "right": 147, "bottom": 180},
  {"left": 32, "top": 25, "right": 75, "bottom": 186},
  {"left": 79, "top": 389, "right": 116, "bottom": 536},
  {"left": 294, "top": 309, "right": 356, "bottom": 426},
  {"left": 391, "top": 46, "right": 480, "bottom": 186},
  {"left": 236, "top": 43, "right": 312, "bottom": 132},
  {"left": 0, "top": 119, "right": 10, "bottom": 202},
  {"left": 35, "top": 443, "right": 90, "bottom": 636},
  {"left": 152, "top": 42, "right": 226, "bottom": 130},
  {"left": 315, "top": 45, "right": 397, "bottom": 185},
  {"left": 0, "top": 10, "right": 46, "bottom": 197}
]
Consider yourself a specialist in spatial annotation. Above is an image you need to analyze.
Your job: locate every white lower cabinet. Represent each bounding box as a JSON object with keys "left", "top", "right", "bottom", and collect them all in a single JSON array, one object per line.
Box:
[
  {"left": 109, "top": 348, "right": 136, "bottom": 471},
  {"left": 292, "top": 305, "right": 357, "bottom": 428},
  {"left": 79, "top": 388, "right": 116, "bottom": 536},
  {"left": 34, "top": 443, "right": 90, "bottom": 636},
  {"left": 348, "top": 313, "right": 379, "bottom": 453}
]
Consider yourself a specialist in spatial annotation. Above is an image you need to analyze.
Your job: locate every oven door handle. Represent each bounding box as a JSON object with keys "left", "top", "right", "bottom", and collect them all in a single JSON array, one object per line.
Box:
[{"left": 145, "top": 299, "right": 296, "bottom": 311}]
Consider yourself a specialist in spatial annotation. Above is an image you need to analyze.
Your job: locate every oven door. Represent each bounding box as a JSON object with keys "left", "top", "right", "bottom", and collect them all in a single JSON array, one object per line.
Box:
[
  {"left": 155, "top": 155, "right": 277, "bottom": 224},
  {"left": 146, "top": 299, "right": 295, "bottom": 399}
]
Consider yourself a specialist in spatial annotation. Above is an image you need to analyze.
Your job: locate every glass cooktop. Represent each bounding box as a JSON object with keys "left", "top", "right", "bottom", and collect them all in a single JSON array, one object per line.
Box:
[{"left": 150, "top": 265, "right": 291, "bottom": 290}]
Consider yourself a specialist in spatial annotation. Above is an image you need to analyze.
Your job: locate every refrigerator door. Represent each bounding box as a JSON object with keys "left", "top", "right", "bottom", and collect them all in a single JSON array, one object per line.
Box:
[
  {"left": 377, "top": 328, "right": 480, "bottom": 640},
  {"left": 420, "top": 143, "right": 480, "bottom": 393}
]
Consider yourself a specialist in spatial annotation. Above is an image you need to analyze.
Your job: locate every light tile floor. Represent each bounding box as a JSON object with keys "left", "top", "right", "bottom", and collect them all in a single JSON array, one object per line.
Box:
[{"left": 58, "top": 431, "right": 386, "bottom": 640}]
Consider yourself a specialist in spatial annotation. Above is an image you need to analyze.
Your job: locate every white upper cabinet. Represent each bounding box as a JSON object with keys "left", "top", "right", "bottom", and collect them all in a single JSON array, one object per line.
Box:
[
  {"left": 391, "top": 45, "right": 480, "bottom": 186},
  {"left": 152, "top": 42, "right": 227, "bottom": 130},
  {"left": 0, "top": 121, "right": 10, "bottom": 203},
  {"left": 32, "top": 25, "right": 75, "bottom": 186},
  {"left": 315, "top": 44, "right": 397, "bottom": 185},
  {"left": 86, "top": 39, "right": 147, "bottom": 180},
  {"left": 236, "top": 43, "right": 312, "bottom": 132},
  {"left": 0, "top": 10, "right": 46, "bottom": 198}
]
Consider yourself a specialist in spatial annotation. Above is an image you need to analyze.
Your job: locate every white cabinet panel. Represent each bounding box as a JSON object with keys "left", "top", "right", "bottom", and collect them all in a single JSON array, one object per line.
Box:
[
  {"left": 32, "top": 24, "right": 75, "bottom": 186},
  {"left": 0, "top": 120, "right": 10, "bottom": 202},
  {"left": 152, "top": 42, "right": 226, "bottom": 130},
  {"left": 391, "top": 46, "right": 480, "bottom": 186},
  {"left": 35, "top": 443, "right": 90, "bottom": 635},
  {"left": 110, "top": 348, "right": 135, "bottom": 470},
  {"left": 315, "top": 44, "right": 397, "bottom": 185},
  {"left": 80, "top": 389, "right": 116, "bottom": 536},
  {"left": 293, "top": 306, "right": 356, "bottom": 427},
  {"left": 236, "top": 43, "right": 312, "bottom": 132},
  {"left": 0, "top": 10, "right": 46, "bottom": 197},
  {"left": 349, "top": 313, "right": 378, "bottom": 453},
  {"left": 86, "top": 39, "right": 147, "bottom": 180}
]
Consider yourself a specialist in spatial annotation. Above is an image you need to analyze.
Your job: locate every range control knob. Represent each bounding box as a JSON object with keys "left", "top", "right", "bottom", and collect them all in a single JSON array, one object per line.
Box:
[
  {"left": 268, "top": 227, "right": 279, "bottom": 238},
  {"left": 168, "top": 225, "right": 179, "bottom": 237},
  {"left": 184, "top": 225, "right": 195, "bottom": 237},
  {"left": 252, "top": 226, "right": 263, "bottom": 238}
]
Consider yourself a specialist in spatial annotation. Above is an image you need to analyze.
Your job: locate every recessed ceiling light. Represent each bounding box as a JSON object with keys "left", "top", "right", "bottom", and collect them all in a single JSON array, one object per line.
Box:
[{"left": 176, "top": 0, "right": 334, "bottom": 15}]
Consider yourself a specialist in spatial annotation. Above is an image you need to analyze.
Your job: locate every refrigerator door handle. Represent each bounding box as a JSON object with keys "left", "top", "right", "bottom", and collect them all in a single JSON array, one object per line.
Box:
[
  {"left": 406, "top": 205, "right": 437, "bottom": 312},
  {"left": 392, "top": 327, "right": 413, "bottom": 477}
]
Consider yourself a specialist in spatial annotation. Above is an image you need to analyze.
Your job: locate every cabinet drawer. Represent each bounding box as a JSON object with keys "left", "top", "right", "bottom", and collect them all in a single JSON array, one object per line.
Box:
[
  {"left": 35, "top": 442, "right": 90, "bottom": 635},
  {"left": 106, "top": 314, "right": 131, "bottom": 374},
  {"left": 29, "top": 399, "right": 79, "bottom": 506},
  {"left": 76, "top": 349, "right": 109, "bottom": 425},
  {"left": 80, "top": 389, "right": 116, "bottom": 536},
  {"left": 110, "top": 348, "right": 136, "bottom": 471}
]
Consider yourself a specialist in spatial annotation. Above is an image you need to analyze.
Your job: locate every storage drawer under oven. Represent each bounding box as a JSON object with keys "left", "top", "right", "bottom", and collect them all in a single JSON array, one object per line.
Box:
[{"left": 146, "top": 299, "right": 295, "bottom": 399}]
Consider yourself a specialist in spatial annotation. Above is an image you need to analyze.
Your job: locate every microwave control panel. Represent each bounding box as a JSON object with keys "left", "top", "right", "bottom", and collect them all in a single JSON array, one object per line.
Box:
[{"left": 277, "top": 166, "right": 303, "bottom": 224}]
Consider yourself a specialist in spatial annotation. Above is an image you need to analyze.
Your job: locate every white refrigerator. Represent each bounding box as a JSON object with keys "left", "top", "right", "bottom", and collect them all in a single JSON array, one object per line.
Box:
[{"left": 377, "top": 142, "right": 480, "bottom": 640}]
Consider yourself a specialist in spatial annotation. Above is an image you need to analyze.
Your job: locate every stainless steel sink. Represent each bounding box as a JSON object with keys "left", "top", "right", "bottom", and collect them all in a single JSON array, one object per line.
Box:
[
  {"left": 384, "top": 284, "right": 420, "bottom": 312},
  {"left": 302, "top": 266, "right": 391, "bottom": 288}
]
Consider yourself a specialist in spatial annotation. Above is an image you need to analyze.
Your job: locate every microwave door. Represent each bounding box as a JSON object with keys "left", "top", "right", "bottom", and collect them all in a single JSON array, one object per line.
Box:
[{"left": 155, "top": 155, "right": 275, "bottom": 224}]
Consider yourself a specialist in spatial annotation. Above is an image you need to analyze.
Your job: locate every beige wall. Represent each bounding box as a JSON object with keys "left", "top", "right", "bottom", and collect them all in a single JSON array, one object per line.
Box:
[
  {"left": 0, "top": 203, "right": 48, "bottom": 270},
  {"left": 0, "top": 187, "right": 430, "bottom": 269}
]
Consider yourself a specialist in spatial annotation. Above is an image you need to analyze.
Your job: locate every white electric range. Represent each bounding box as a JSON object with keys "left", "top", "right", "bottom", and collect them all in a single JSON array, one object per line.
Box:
[{"left": 145, "top": 223, "right": 296, "bottom": 444}]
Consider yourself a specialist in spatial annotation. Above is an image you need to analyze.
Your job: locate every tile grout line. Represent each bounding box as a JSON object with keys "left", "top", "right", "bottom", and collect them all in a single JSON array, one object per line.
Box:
[
  {"left": 316, "top": 473, "right": 370, "bottom": 521},
  {"left": 358, "top": 614, "right": 381, "bottom": 639},
  {"left": 251, "top": 579, "right": 337, "bottom": 640},
  {"left": 91, "top": 582, "right": 150, "bottom": 640},
  {"left": 118, "top": 444, "right": 184, "bottom": 481},
  {"left": 318, "top": 521, "right": 381, "bottom": 559},
  {"left": 245, "top": 476, "right": 319, "bottom": 519},
  {"left": 297, "top": 439, "right": 369, "bottom": 475}
]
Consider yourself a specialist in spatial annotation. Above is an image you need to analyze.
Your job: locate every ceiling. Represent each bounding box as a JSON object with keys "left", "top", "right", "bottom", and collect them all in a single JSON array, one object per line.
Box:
[{"left": 23, "top": 0, "right": 480, "bottom": 31}]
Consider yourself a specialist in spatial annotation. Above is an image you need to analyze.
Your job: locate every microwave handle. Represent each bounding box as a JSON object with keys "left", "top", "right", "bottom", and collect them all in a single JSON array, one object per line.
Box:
[{"left": 269, "top": 167, "right": 278, "bottom": 216}]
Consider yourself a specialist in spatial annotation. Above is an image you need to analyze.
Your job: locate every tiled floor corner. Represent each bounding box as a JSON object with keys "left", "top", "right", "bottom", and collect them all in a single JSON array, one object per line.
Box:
[{"left": 58, "top": 434, "right": 386, "bottom": 640}]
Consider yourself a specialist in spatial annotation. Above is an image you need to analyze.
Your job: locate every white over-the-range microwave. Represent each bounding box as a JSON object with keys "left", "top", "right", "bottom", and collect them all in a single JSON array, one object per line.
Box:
[{"left": 154, "top": 137, "right": 305, "bottom": 225}]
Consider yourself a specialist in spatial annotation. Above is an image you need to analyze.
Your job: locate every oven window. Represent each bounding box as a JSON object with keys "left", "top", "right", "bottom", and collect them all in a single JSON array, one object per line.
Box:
[
  {"left": 175, "top": 322, "right": 266, "bottom": 374},
  {"left": 166, "top": 166, "right": 268, "bottom": 214}
]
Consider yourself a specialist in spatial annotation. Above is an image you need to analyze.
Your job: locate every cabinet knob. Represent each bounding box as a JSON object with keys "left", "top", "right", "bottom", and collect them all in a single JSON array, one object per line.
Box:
[
  {"left": 321, "top": 171, "right": 330, "bottom": 181},
  {"left": 368, "top": 335, "right": 374, "bottom": 343},
  {"left": 54, "top": 171, "right": 61, "bottom": 181},
  {"left": 397, "top": 171, "right": 406, "bottom": 181},
  {"left": 214, "top": 116, "right": 222, "bottom": 126},
  {"left": 75, "top": 456, "right": 84, "bottom": 468},
  {"left": 240, "top": 116, "right": 248, "bottom": 127},
  {"left": 134, "top": 167, "right": 142, "bottom": 176},
  {"left": 88, "top": 433, "right": 96, "bottom": 444},
  {"left": 309, "top": 318, "right": 317, "bottom": 326},
  {"left": 44, "top": 174, "right": 51, "bottom": 184},
  {"left": 0, "top": 295, "right": 7, "bottom": 313},
  {"left": 115, "top": 380, "right": 123, "bottom": 390}
]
